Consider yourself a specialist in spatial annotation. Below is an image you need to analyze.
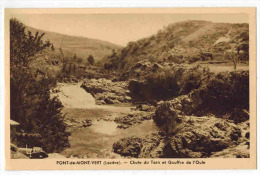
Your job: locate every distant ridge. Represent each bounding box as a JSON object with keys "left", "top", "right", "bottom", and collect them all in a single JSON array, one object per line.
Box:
[{"left": 26, "top": 26, "right": 122, "bottom": 61}]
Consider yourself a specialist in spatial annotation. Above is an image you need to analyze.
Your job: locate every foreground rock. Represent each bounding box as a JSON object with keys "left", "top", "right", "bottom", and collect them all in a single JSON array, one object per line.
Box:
[
  {"left": 113, "top": 137, "right": 143, "bottom": 157},
  {"left": 166, "top": 116, "right": 243, "bottom": 158},
  {"left": 113, "top": 115, "right": 249, "bottom": 158},
  {"left": 81, "top": 78, "right": 132, "bottom": 104},
  {"left": 211, "top": 142, "right": 249, "bottom": 158},
  {"left": 113, "top": 133, "right": 165, "bottom": 158}
]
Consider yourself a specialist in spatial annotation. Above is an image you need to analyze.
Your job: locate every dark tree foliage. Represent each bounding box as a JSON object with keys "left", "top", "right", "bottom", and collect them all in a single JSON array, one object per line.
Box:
[
  {"left": 10, "top": 19, "right": 50, "bottom": 67},
  {"left": 192, "top": 70, "right": 249, "bottom": 115},
  {"left": 51, "top": 44, "right": 55, "bottom": 51},
  {"left": 73, "top": 53, "right": 77, "bottom": 60},
  {"left": 59, "top": 47, "right": 68, "bottom": 73},
  {"left": 87, "top": 55, "right": 95, "bottom": 65},
  {"left": 10, "top": 18, "right": 70, "bottom": 153},
  {"left": 153, "top": 102, "right": 179, "bottom": 136}
]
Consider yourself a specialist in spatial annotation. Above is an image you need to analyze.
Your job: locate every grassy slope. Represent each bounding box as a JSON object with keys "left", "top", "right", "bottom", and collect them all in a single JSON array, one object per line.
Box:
[{"left": 26, "top": 26, "right": 122, "bottom": 61}]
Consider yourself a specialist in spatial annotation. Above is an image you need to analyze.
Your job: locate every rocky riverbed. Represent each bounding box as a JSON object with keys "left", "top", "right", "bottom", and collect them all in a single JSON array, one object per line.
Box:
[
  {"left": 51, "top": 79, "right": 250, "bottom": 159},
  {"left": 51, "top": 82, "right": 158, "bottom": 158}
]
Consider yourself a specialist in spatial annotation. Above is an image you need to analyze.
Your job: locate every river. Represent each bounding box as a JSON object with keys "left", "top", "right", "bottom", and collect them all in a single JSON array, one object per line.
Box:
[{"left": 52, "top": 82, "right": 159, "bottom": 158}]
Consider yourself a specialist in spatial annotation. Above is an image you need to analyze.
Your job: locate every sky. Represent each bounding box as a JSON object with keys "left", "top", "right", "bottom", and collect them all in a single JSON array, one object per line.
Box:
[{"left": 12, "top": 13, "right": 248, "bottom": 46}]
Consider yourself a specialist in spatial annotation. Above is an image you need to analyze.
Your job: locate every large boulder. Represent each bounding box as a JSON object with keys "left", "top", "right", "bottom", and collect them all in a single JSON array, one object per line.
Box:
[
  {"left": 113, "top": 133, "right": 165, "bottom": 158},
  {"left": 113, "top": 137, "right": 143, "bottom": 158},
  {"left": 168, "top": 116, "right": 242, "bottom": 158},
  {"left": 81, "top": 78, "right": 131, "bottom": 104}
]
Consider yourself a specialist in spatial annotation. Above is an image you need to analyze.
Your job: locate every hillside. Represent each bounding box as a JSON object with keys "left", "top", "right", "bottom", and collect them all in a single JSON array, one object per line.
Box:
[
  {"left": 26, "top": 26, "right": 122, "bottom": 61},
  {"left": 104, "top": 20, "right": 249, "bottom": 70}
]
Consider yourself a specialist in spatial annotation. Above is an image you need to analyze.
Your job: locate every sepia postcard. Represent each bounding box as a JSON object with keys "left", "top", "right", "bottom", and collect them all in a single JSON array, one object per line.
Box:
[{"left": 4, "top": 8, "right": 256, "bottom": 170}]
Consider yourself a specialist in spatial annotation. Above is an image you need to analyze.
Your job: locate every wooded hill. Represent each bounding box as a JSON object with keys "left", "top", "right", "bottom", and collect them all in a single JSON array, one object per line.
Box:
[{"left": 103, "top": 20, "right": 249, "bottom": 70}]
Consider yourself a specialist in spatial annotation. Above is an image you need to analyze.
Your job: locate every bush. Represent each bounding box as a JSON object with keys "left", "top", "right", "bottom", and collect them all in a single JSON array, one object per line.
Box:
[
  {"left": 87, "top": 55, "right": 95, "bottom": 65},
  {"left": 128, "top": 65, "right": 210, "bottom": 101},
  {"left": 148, "top": 69, "right": 249, "bottom": 118},
  {"left": 145, "top": 68, "right": 182, "bottom": 99},
  {"left": 190, "top": 70, "right": 249, "bottom": 115},
  {"left": 179, "top": 65, "right": 210, "bottom": 94},
  {"left": 153, "top": 102, "right": 181, "bottom": 136}
]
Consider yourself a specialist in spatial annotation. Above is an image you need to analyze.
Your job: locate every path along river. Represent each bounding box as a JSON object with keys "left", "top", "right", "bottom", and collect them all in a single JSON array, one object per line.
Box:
[{"left": 52, "top": 82, "right": 159, "bottom": 158}]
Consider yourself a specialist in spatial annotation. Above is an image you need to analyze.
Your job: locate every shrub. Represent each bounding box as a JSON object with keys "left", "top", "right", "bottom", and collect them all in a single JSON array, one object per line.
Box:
[
  {"left": 87, "top": 55, "right": 95, "bottom": 65},
  {"left": 153, "top": 102, "right": 180, "bottom": 136},
  {"left": 179, "top": 65, "right": 209, "bottom": 94},
  {"left": 190, "top": 70, "right": 249, "bottom": 115},
  {"left": 128, "top": 66, "right": 209, "bottom": 101},
  {"left": 145, "top": 68, "right": 182, "bottom": 99}
]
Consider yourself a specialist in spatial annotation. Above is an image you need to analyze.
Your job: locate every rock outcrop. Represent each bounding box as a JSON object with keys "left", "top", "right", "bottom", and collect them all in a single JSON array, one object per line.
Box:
[
  {"left": 81, "top": 78, "right": 132, "bottom": 104},
  {"left": 113, "top": 115, "right": 248, "bottom": 158},
  {"left": 166, "top": 116, "right": 242, "bottom": 158},
  {"left": 113, "top": 133, "right": 165, "bottom": 158},
  {"left": 64, "top": 118, "right": 92, "bottom": 131},
  {"left": 113, "top": 137, "right": 143, "bottom": 158}
]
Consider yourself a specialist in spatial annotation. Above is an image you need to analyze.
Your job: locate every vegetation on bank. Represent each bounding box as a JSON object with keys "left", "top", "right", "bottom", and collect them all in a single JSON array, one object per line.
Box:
[
  {"left": 152, "top": 69, "right": 249, "bottom": 142},
  {"left": 10, "top": 18, "right": 70, "bottom": 153},
  {"left": 128, "top": 64, "right": 249, "bottom": 111}
]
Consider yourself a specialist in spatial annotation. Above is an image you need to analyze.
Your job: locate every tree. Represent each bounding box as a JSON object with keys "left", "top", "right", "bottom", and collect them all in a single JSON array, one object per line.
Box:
[
  {"left": 10, "top": 18, "right": 70, "bottom": 152},
  {"left": 153, "top": 102, "right": 180, "bottom": 136},
  {"left": 73, "top": 64, "right": 76, "bottom": 74},
  {"left": 225, "top": 51, "right": 238, "bottom": 70},
  {"left": 153, "top": 102, "right": 181, "bottom": 158},
  {"left": 225, "top": 43, "right": 239, "bottom": 71},
  {"left": 51, "top": 44, "right": 55, "bottom": 51},
  {"left": 73, "top": 53, "right": 77, "bottom": 60},
  {"left": 87, "top": 55, "right": 95, "bottom": 65},
  {"left": 226, "top": 31, "right": 249, "bottom": 70},
  {"left": 10, "top": 19, "right": 51, "bottom": 67},
  {"left": 68, "top": 62, "right": 72, "bottom": 74},
  {"left": 59, "top": 47, "right": 67, "bottom": 72},
  {"left": 111, "top": 49, "right": 117, "bottom": 57},
  {"left": 236, "top": 31, "right": 249, "bottom": 61}
]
